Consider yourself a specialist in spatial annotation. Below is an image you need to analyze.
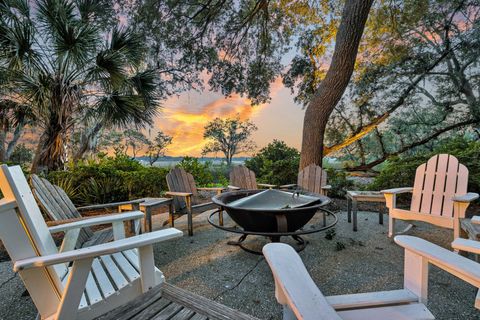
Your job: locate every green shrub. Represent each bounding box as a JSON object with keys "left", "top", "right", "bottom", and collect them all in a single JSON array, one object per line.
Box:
[
  {"left": 245, "top": 140, "right": 300, "bottom": 185},
  {"left": 177, "top": 156, "right": 214, "bottom": 186},
  {"left": 9, "top": 144, "right": 33, "bottom": 165},
  {"left": 369, "top": 136, "right": 480, "bottom": 193},
  {"left": 48, "top": 155, "right": 168, "bottom": 205},
  {"left": 206, "top": 163, "right": 229, "bottom": 186},
  {"left": 123, "top": 166, "right": 169, "bottom": 199},
  {"left": 325, "top": 168, "right": 354, "bottom": 198}
]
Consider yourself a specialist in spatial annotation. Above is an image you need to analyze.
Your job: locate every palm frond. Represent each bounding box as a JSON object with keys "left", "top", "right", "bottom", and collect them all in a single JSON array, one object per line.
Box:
[
  {"left": 0, "top": 17, "right": 37, "bottom": 70},
  {"left": 53, "top": 21, "right": 99, "bottom": 65},
  {"left": 0, "top": 0, "right": 30, "bottom": 22},
  {"left": 95, "top": 93, "right": 159, "bottom": 128},
  {"left": 37, "top": 0, "right": 77, "bottom": 32},
  {"left": 129, "top": 69, "right": 161, "bottom": 109},
  {"left": 110, "top": 26, "right": 144, "bottom": 67},
  {"left": 75, "top": 0, "right": 115, "bottom": 28},
  {"left": 90, "top": 49, "right": 128, "bottom": 89}
]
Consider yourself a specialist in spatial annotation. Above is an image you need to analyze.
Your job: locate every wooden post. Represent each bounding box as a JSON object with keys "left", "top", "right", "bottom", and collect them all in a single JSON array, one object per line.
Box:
[
  {"left": 185, "top": 195, "right": 193, "bottom": 236},
  {"left": 60, "top": 228, "right": 81, "bottom": 253},
  {"left": 168, "top": 202, "right": 174, "bottom": 227},
  {"left": 56, "top": 258, "right": 93, "bottom": 319},
  {"left": 403, "top": 249, "right": 428, "bottom": 304},
  {"left": 112, "top": 221, "right": 126, "bottom": 240},
  {"left": 138, "top": 245, "right": 156, "bottom": 293}
]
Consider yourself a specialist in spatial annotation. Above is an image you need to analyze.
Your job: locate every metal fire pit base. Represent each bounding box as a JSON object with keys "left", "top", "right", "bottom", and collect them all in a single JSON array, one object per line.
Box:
[
  {"left": 227, "top": 234, "right": 306, "bottom": 255},
  {"left": 208, "top": 208, "right": 337, "bottom": 255}
]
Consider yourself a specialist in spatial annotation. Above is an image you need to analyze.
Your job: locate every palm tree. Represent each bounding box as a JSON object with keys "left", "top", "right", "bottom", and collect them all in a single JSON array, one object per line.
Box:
[{"left": 0, "top": 0, "right": 161, "bottom": 172}]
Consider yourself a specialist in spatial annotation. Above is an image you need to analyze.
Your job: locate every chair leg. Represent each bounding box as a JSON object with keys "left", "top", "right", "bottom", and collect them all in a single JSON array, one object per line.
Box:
[
  {"left": 388, "top": 216, "right": 395, "bottom": 238},
  {"left": 219, "top": 209, "right": 224, "bottom": 226},
  {"left": 185, "top": 197, "right": 193, "bottom": 236}
]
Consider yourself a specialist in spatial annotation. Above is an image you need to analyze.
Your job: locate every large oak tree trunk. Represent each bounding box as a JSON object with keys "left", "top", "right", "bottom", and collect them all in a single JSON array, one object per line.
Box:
[{"left": 299, "top": 0, "right": 374, "bottom": 170}]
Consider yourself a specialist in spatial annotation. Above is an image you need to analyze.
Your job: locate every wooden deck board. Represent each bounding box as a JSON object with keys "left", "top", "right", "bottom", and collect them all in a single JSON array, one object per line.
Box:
[{"left": 96, "top": 283, "right": 260, "bottom": 320}]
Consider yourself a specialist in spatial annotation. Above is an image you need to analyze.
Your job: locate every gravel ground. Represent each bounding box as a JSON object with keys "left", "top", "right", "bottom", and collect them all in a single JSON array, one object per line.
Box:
[{"left": 0, "top": 201, "right": 479, "bottom": 319}]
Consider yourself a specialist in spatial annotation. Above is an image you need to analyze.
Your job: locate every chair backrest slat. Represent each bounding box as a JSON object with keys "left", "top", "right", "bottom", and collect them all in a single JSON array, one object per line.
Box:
[
  {"left": 0, "top": 165, "right": 67, "bottom": 281},
  {"left": 229, "top": 166, "right": 257, "bottom": 190},
  {"left": 298, "top": 165, "right": 328, "bottom": 196},
  {"left": 32, "top": 175, "right": 94, "bottom": 244},
  {"left": 167, "top": 167, "right": 199, "bottom": 211},
  {"left": 410, "top": 154, "right": 468, "bottom": 217}
]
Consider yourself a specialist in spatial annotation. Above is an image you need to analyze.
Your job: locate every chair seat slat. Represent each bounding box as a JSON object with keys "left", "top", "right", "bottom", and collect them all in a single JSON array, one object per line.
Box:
[
  {"left": 112, "top": 252, "right": 140, "bottom": 282},
  {"left": 100, "top": 255, "right": 129, "bottom": 290}
]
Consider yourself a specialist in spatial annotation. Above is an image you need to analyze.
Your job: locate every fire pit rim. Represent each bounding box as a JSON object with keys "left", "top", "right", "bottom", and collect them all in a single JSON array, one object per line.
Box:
[{"left": 212, "top": 189, "right": 331, "bottom": 213}]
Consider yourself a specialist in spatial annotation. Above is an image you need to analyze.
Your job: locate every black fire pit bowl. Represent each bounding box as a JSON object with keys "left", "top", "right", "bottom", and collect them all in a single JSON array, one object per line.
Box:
[{"left": 212, "top": 189, "right": 330, "bottom": 233}]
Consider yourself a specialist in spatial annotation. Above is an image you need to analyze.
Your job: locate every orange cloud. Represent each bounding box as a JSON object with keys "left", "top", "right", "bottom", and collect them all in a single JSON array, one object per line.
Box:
[{"left": 149, "top": 77, "right": 284, "bottom": 157}]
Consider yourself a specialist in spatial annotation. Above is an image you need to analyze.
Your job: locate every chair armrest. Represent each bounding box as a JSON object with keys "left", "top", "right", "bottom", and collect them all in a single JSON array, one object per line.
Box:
[
  {"left": 381, "top": 187, "right": 413, "bottom": 194},
  {"left": 472, "top": 216, "right": 480, "bottom": 225},
  {"left": 77, "top": 199, "right": 145, "bottom": 211},
  {"left": 321, "top": 185, "right": 332, "bottom": 190},
  {"left": 395, "top": 235, "right": 480, "bottom": 288},
  {"left": 14, "top": 228, "right": 183, "bottom": 271},
  {"left": 257, "top": 183, "right": 277, "bottom": 188},
  {"left": 165, "top": 191, "right": 192, "bottom": 198},
  {"left": 263, "top": 243, "right": 342, "bottom": 320},
  {"left": 46, "top": 216, "right": 94, "bottom": 227},
  {"left": 279, "top": 184, "right": 297, "bottom": 189},
  {"left": 453, "top": 193, "right": 479, "bottom": 203},
  {"left": 49, "top": 211, "right": 144, "bottom": 233},
  {"left": 452, "top": 238, "right": 480, "bottom": 255},
  {"left": 227, "top": 185, "right": 241, "bottom": 190}
]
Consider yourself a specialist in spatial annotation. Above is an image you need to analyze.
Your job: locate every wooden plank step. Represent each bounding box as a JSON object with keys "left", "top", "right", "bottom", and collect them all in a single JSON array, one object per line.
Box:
[
  {"left": 170, "top": 307, "right": 195, "bottom": 320},
  {"left": 96, "top": 285, "right": 164, "bottom": 320},
  {"left": 97, "top": 283, "right": 259, "bottom": 320},
  {"left": 151, "top": 302, "right": 183, "bottom": 319},
  {"left": 131, "top": 297, "right": 171, "bottom": 320},
  {"left": 162, "top": 283, "right": 260, "bottom": 320}
]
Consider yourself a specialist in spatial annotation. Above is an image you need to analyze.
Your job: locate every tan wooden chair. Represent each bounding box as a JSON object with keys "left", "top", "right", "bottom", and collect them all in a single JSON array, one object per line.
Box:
[
  {"left": 382, "top": 154, "right": 479, "bottom": 240},
  {"left": 31, "top": 174, "right": 144, "bottom": 248},
  {"left": 165, "top": 167, "right": 224, "bottom": 236},
  {"left": 280, "top": 164, "right": 331, "bottom": 196},
  {"left": 228, "top": 165, "right": 276, "bottom": 190},
  {"left": 264, "top": 236, "right": 480, "bottom": 319}
]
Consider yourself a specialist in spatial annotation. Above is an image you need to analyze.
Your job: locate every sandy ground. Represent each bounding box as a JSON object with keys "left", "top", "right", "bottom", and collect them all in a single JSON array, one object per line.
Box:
[{"left": 0, "top": 202, "right": 479, "bottom": 320}]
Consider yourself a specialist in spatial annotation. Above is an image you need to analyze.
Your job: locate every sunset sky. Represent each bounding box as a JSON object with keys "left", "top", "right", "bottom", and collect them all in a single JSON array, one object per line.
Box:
[{"left": 150, "top": 78, "right": 306, "bottom": 157}]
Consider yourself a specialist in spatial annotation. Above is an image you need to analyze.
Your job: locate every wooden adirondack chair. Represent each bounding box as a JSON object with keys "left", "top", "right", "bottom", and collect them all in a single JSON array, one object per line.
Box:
[
  {"left": 280, "top": 164, "right": 331, "bottom": 196},
  {"left": 452, "top": 232, "right": 480, "bottom": 307},
  {"left": 31, "top": 174, "right": 144, "bottom": 248},
  {"left": 0, "top": 165, "right": 183, "bottom": 320},
  {"left": 382, "top": 154, "right": 479, "bottom": 240},
  {"left": 263, "top": 236, "right": 480, "bottom": 320},
  {"left": 229, "top": 165, "right": 276, "bottom": 190},
  {"left": 166, "top": 167, "right": 224, "bottom": 236}
]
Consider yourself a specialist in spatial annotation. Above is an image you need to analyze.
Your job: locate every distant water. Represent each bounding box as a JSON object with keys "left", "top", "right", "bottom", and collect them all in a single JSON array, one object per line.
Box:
[{"left": 137, "top": 158, "right": 246, "bottom": 167}]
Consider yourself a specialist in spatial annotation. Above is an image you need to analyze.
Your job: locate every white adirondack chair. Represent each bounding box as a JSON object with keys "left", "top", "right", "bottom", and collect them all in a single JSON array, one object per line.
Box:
[
  {"left": 382, "top": 154, "right": 479, "bottom": 240},
  {"left": 263, "top": 236, "right": 480, "bottom": 320},
  {"left": 0, "top": 165, "right": 183, "bottom": 320}
]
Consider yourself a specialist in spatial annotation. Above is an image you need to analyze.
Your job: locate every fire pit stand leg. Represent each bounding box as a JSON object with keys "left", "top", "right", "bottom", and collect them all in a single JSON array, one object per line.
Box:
[{"left": 226, "top": 234, "right": 308, "bottom": 255}]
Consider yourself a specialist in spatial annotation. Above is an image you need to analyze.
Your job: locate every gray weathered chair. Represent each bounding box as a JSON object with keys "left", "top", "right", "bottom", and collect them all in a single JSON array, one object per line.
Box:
[
  {"left": 166, "top": 167, "right": 224, "bottom": 236},
  {"left": 229, "top": 165, "right": 276, "bottom": 190},
  {"left": 31, "top": 174, "right": 144, "bottom": 248},
  {"left": 280, "top": 164, "right": 331, "bottom": 196}
]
